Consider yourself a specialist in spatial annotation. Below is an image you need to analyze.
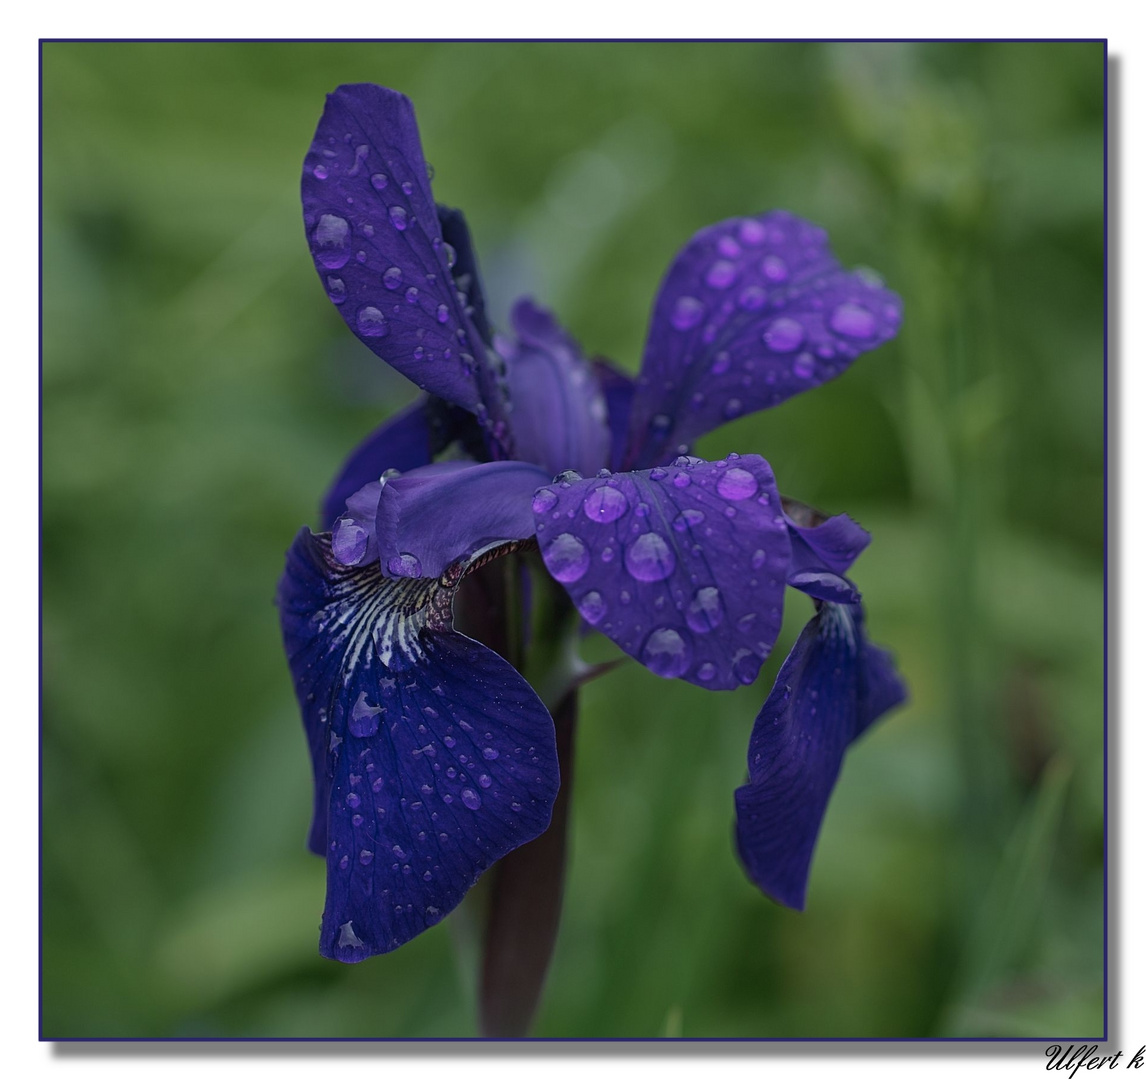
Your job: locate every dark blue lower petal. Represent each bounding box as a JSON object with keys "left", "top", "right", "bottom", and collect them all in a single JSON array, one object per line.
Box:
[
  {"left": 277, "top": 529, "right": 559, "bottom": 960},
  {"left": 734, "top": 602, "right": 905, "bottom": 910}
]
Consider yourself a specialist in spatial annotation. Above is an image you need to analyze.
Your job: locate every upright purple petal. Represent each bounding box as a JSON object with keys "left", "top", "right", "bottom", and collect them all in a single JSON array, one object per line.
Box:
[
  {"left": 500, "top": 300, "right": 611, "bottom": 479},
  {"left": 322, "top": 397, "right": 477, "bottom": 530},
  {"left": 532, "top": 454, "right": 792, "bottom": 690},
  {"left": 378, "top": 460, "right": 551, "bottom": 580},
  {"left": 622, "top": 212, "right": 903, "bottom": 468},
  {"left": 734, "top": 602, "right": 906, "bottom": 909},
  {"left": 302, "top": 84, "right": 507, "bottom": 444},
  {"left": 592, "top": 359, "right": 636, "bottom": 472},
  {"left": 277, "top": 529, "right": 559, "bottom": 961},
  {"left": 437, "top": 203, "right": 492, "bottom": 347}
]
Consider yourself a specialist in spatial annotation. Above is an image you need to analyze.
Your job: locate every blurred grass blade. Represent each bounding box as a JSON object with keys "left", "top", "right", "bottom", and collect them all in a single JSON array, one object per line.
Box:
[{"left": 941, "top": 754, "right": 1073, "bottom": 1034}]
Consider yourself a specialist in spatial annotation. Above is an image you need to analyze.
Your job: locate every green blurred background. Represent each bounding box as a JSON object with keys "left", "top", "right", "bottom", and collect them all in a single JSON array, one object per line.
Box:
[{"left": 41, "top": 41, "right": 1105, "bottom": 1038}]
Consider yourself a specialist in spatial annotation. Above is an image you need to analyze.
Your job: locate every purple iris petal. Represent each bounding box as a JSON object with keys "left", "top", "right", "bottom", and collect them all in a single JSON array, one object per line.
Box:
[
  {"left": 500, "top": 300, "right": 611, "bottom": 479},
  {"left": 278, "top": 529, "right": 559, "bottom": 960},
  {"left": 734, "top": 602, "right": 906, "bottom": 909},
  {"left": 782, "top": 501, "right": 872, "bottom": 605},
  {"left": 378, "top": 460, "right": 551, "bottom": 579},
  {"left": 532, "top": 454, "right": 791, "bottom": 690},
  {"left": 322, "top": 397, "right": 476, "bottom": 530},
  {"left": 592, "top": 359, "right": 636, "bottom": 472},
  {"left": 437, "top": 203, "right": 492, "bottom": 347},
  {"left": 302, "top": 85, "right": 506, "bottom": 440},
  {"left": 622, "top": 211, "right": 903, "bottom": 468},
  {"left": 332, "top": 480, "right": 384, "bottom": 567}
]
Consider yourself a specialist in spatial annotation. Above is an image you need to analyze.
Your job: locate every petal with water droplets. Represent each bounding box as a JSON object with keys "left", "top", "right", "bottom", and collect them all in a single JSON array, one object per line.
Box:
[
  {"left": 277, "top": 529, "right": 559, "bottom": 961},
  {"left": 532, "top": 455, "right": 791, "bottom": 689},
  {"left": 734, "top": 602, "right": 906, "bottom": 909},
  {"left": 302, "top": 84, "right": 506, "bottom": 439},
  {"left": 622, "top": 211, "right": 903, "bottom": 468}
]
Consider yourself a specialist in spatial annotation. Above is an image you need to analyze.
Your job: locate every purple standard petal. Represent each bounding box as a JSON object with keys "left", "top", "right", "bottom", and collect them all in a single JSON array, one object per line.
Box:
[
  {"left": 532, "top": 454, "right": 791, "bottom": 690},
  {"left": 734, "top": 602, "right": 906, "bottom": 909},
  {"left": 437, "top": 203, "right": 492, "bottom": 347},
  {"left": 277, "top": 529, "right": 559, "bottom": 961},
  {"left": 622, "top": 211, "right": 903, "bottom": 468},
  {"left": 592, "top": 359, "right": 636, "bottom": 472},
  {"left": 499, "top": 300, "right": 611, "bottom": 479},
  {"left": 322, "top": 397, "right": 478, "bottom": 530},
  {"left": 377, "top": 459, "right": 552, "bottom": 580},
  {"left": 302, "top": 84, "right": 507, "bottom": 444}
]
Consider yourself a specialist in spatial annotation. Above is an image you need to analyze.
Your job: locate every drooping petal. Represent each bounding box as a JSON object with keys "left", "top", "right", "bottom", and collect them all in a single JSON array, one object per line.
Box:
[
  {"left": 322, "top": 397, "right": 477, "bottom": 530},
  {"left": 781, "top": 497, "right": 872, "bottom": 605},
  {"left": 377, "top": 459, "right": 551, "bottom": 580},
  {"left": 622, "top": 212, "right": 903, "bottom": 468},
  {"left": 734, "top": 602, "right": 906, "bottom": 909},
  {"left": 277, "top": 529, "right": 559, "bottom": 961},
  {"left": 532, "top": 454, "right": 791, "bottom": 690},
  {"left": 302, "top": 84, "right": 507, "bottom": 443},
  {"left": 592, "top": 359, "right": 636, "bottom": 472},
  {"left": 499, "top": 300, "right": 611, "bottom": 479},
  {"left": 437, "top": 203, "right": 492, "bottom": 347}
]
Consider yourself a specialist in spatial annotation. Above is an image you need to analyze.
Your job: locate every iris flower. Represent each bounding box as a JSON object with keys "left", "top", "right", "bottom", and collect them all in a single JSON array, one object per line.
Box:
[{"left": 278, "top": 84, "right": 907, "bottom": 974}]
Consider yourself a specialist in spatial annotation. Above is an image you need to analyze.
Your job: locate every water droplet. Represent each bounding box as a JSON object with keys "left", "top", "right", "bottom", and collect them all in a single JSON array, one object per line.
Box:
[
  {"left": 371, "top": 173, "right": 389, "bottom": 190},
  {"left": 359, "top": 849, "right": 374, "bottom": 865},
  {"left": 382, "top": 266, "right": 403, "bottom": 290},
  {"left": 829, "top": 302, "right": 877, "bottom": 339},
  {"left": 544, "top": 533, "right": 590, "bottom": 583},
  {"left": 401, "top": 180, "right": 414, "bottom": 195},
  {"left": 583, "top": 485, "right": 629, "bottom": 524},
  {"left": 672, "top": 508, "right": 705, "bottom": 532},
  {"left": 671, "top": 295, "right": 705, "bottom": 331},
  {"left": 349, "top": 692, "right": 383, "bottom": 737},
  {"left": 532, "top": 488, "right": 558, "bottom": 514},
  {"left": 762, "top": 255, "right": 789, "bottom": 282},
  {"left": 732, "top": 649, "right": 759, "bottom": 684},
  {"left": 686, "top": 586, "right": 724, "bottom": 633},
  {"left": 723, "top": 398, "right": 743, "bottom": 419},
  {"left": 737, "top": 285, "right": 767, "bottom": 310},
  {"left": 387, "top": 552, "right": 422, "bottom": 577},
  {"left": 356, "top": 306, "right": 389, "bottom": 337},
  {"left": 739, "top": 219, "right": 767, "bottom": 246},
  {"left": 601, "top": 545, "right": 615, "bottom": 563},
  {"left": 578, "top": 590, "right": 608, "bottom": 625},
  {"left": 641, "top": 627, "right": 692, "bottom": 678},
  {"left": 313, "top": 164, "right": 329, "bottom": 180},
  {"left": 482, "top": 747, "right": 499, "bottom": 761},
  {"left": 312, "top": 214, "right": 351, "bottom": 269},
  {"left": 461, "top": 788, "right": 482, "bottom": 810},
  {"left": 436, "top": 303, "right": 450, "bottom": 324},
  {"left": 326, "top": 276, "right": 347, "bottom": 304},
  {"left": 388, "top": 205, "right": 408, "bottom": 230},
  {"left": 764, "top": 317, "right": 804, "bottom": 353},
  {"left": 672, "top": 472, "right": 691, "bottom": 489},
  {"left": 696, "top": 662, "right": 717, "bottom": 682},
  {"left": 705, "top": 260, "right": 738, "bottom": 289},
  {"left": 443, "top": 242, "right": 457, "bottom": 269},
  {"left": 625, "top": 532, "right": 675, "bottom": 582},
  {"left": 405, "top": 286, "right": 420, "bottom": 304},
  {"left": 716, "top": 467, "right": 758, "bottom": 500},
  {"left": 338, "top": 921, "right": 364, "bottom": 948}
]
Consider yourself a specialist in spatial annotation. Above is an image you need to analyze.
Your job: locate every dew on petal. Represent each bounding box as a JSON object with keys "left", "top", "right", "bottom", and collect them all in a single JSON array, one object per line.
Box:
[
  {"left": 625, "top": 532, "right": 675, "bottom": 582},
  {"left": 641, "top": 627, "right": 692, "bottom": 678},
  {"left": 685, "top": 586, "right": 724, "bottom": 633},
  {"left": 716, "top": 467, "right": 759, "bottom": 501},
  {"left": 583, "top": 484, "right": 629, "bottom": 524},
  {"left": 545, "top": 533, "right": 590, "bottom": 583},
  {"left": 356, "top": 306, "right": 389, "bottom": 337},
  {"left": 829, "top": 301, "right": 877, "bottom": 339},
  {"left": 383, "top": 266, "right": 403, "bottom": 290},
  {"left": 388, "top": 205, "right": 409, "bottom": 230},
  {"left": 579, "top": 590, "right": 608, "bottom": 626},
  {"left": 436, "top": 303, "right": 449, "bottom": 324},
  {"left": 739, "top": 219, "right": 767, "bottom": 246},
  {"left": 532, "top": 488, "right": 558, "bottom": 514},
  {"left": 370, "top": 173, "right": 389, "bottom": 190},
  {"left": 387, "top": 552, "right": 422, "bottom": 577},
  {"left": 764, "top": 317, "right": 804, "bottom": 353},
  {"left": 461, "top": 788, "right": 482, "bottom": 810},
  {"left": 312, "top": 214, "right": 351, "bottom": 269},
  {"left": 705, "top": 260, "right": 738, "bottom": 289},
  {"left": 761, "top": 255, "right": 789, "bottom": 281},
  {"left": 672, "top": 508, "right": 705, "bottom": 533},
  {"left": 793, "top": 352, "right": 816, "bottom": 379},
  {"left": 671, "top": 295, "right": 705, "bottom": 331},
  {"left": 326, "top": 276, "right": 347, "bottom": 304},
  {"left": 737, "top": 285, "right": 767, "bottom": 310}
]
